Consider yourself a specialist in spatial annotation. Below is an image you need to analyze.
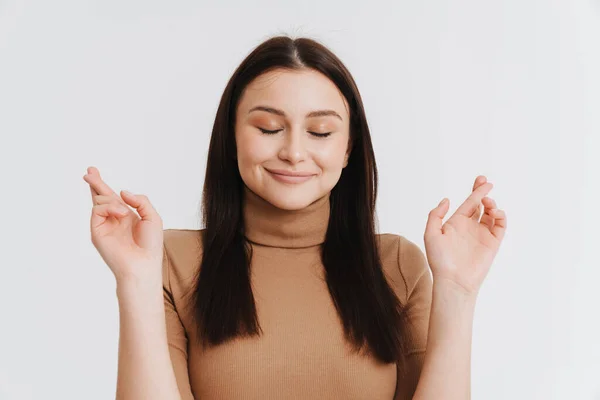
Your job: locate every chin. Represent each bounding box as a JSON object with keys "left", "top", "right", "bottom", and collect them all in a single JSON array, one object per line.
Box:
[{"left": 261, "top": 187, "right": 320, "bottom": 211}]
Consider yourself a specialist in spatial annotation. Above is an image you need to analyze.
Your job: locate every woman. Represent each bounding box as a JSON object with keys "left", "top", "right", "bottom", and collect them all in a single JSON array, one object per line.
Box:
[{"left": 83, "top": 35, "right": 506, "bottom": 400}]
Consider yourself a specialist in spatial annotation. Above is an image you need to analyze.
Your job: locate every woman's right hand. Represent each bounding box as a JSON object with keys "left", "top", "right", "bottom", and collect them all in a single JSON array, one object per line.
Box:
[{"left": 83, "top": 166, "right": 164, "bottom": 284}]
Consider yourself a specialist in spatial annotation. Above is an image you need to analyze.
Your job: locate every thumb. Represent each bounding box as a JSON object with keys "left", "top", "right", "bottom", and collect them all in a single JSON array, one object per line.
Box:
[
  {"left": 424, "top": 198, "right": 449, "bottom": 239},
  {"left": 120, "top": 190, "right": 161, "bottom": 224}
]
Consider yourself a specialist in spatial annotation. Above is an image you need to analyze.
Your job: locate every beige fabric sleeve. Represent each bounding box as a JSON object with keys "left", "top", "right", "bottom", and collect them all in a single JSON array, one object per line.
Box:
[
  {"left": 394, "top": 236, "right": 433, "bottom": 400},
  {"left": 163, "top": 231, "right": 195, "bottom": 400}
]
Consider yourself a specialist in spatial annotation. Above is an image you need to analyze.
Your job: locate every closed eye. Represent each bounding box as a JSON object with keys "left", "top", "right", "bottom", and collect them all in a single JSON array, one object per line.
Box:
[
  {"left": 258, "top": 128, "right": 281, "bottom": 135},
  {"left": 258, "top": 128, "right": 332, "bottom": 138}
]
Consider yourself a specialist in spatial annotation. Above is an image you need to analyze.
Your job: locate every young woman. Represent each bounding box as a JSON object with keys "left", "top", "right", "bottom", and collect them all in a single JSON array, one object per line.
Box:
[{"left": 83, "top": 35, "right": 506, "bottom": 400}]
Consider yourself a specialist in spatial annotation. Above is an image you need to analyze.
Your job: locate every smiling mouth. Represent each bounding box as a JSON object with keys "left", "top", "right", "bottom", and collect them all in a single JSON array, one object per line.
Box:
[{"left": 266, "top": 169, "right": 316, "bottom": 184}]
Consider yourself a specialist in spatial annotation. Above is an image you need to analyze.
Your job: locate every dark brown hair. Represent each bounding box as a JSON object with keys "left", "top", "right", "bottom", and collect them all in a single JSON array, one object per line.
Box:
[{"left": 185, "top": 35, "right": 412, "bottom": 376}]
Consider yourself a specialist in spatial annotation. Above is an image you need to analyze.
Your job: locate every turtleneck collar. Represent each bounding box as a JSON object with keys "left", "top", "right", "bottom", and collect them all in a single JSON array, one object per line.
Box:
[{"left": 241, "top": 184, "right": 330, "bottom": 249}]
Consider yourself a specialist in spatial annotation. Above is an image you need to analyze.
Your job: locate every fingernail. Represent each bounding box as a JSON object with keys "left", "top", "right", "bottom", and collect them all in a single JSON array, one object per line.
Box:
[
  {"left": 123, "top": 190, "right": 133, "bottom": 196},
  {"left": 438, "top": 198, "right": 447, "bottom": 206}
]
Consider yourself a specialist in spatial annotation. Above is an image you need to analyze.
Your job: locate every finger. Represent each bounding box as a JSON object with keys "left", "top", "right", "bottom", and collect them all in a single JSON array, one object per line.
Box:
[
  {"left": 455, "top": 181, "right": 493, "bottom": 217},
  {"left": 83, "top": 166, "right": 120, "bottom": 200},
  {"left": 93, "top": 195, "right": 131, "bottom": 212},
  {"left": 491, "top": 209, "right": 507, "bottom": 241},
  {"left": 469, "top": 176, "right": 487, "bottom": 221},
  {"left": 88, "top": 183, "right": 125, "bottom": 208},
  {"left": 482, "top": 196, "right": 497, "bottom": 209},
  {"left": 424, "top": 198, "right": 450, "bottom": 240},
  {"left": 89, "top": 184, "right": 99, "bottom": 205},
  {"left": 86, "top": 168, "right": 100, "bottom": 205},
  {"left": 480, "top": 207, "right": 495, "bottom": 231},
  {"left": 480, "top": 213, "right": 494, "bottom": 230},
  {"left": 90, "top": 203, "right": 129, "bottom": 230},
  {"left": 471, "top": 175, "right": 487, "bottom": 192},
  {"left": 478, "top": 196, "right": 494, "bottom": 226},
  {"left": 92, "top": 195, "right": 114, "bottom": 204},
  {"left": 470, "top": 203, "right": 482, "bottom": 221},
  {"left": 120, "top": 191, "right": 161, "bottom": 225}
]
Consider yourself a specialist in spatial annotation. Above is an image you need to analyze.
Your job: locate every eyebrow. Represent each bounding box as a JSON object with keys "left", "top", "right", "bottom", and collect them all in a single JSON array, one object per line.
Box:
[{"left": 248, "top": 105, "right": 343, "bottom": 121}]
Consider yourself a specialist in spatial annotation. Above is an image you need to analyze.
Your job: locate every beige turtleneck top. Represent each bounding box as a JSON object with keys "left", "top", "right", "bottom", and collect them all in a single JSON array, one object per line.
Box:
[{"left": 161, "top": 185, "right": 433, "bottom": 399}]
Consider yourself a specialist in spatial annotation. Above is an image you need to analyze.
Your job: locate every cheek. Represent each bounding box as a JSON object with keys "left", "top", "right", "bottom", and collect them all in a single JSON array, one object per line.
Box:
[
  {"left": 236, "top": 129, "right": 274, "bottom": 164},
  {"left": 312, "top": 138, "right": 348, "bottom": 170}
]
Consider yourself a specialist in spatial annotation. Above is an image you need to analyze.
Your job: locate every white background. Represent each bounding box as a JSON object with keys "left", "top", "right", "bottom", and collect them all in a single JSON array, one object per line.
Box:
[{"left": 1, "top": 0, "right": 599, "bottom": 399}]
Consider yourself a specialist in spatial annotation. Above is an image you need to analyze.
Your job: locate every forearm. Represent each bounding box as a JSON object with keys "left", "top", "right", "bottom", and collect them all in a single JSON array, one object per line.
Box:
[
  {"left": 412, "top": 279, "right": 477, "bottom": 400},
  {"left": 115, "top": 276, "right": 181, "bottom": 400}
]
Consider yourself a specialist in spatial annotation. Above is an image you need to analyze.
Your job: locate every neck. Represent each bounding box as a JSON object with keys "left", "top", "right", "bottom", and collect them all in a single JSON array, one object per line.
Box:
[{"left": 241, "top": 185, "right": 330, "bottom": 249}]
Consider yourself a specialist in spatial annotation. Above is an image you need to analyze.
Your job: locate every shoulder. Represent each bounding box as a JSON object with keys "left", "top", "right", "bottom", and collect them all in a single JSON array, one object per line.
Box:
[
  {"left": 162, "top": 228, "right": 205, "bottom": 295},
  {"left": 163, "top": 228, "right": 205, "bottom": 259},
  {"left": 376, "top": 233, "right": 431, "bottom": 303}
]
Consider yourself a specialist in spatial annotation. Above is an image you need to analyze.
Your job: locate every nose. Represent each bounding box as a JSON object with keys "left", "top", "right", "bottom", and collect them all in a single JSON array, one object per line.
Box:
[{"left": 278, "top": 128, "right": 307, "bottom": 164}]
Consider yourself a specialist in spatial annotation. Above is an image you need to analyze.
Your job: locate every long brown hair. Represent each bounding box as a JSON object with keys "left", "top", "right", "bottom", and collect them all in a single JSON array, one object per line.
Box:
[{"left": 185, "top": 35, "right": 412, "bottom": 375}]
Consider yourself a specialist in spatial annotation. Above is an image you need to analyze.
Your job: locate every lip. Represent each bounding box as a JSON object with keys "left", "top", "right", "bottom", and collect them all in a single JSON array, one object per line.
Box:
[
  {"left": 265, "top": 168, "right": 316, "bottom": 184},
  {"left": 265, "top": 168, "right": 316, "bottom": 177}
]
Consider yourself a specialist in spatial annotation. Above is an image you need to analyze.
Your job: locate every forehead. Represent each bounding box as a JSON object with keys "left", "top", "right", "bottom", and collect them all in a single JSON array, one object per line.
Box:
[{"left": 237, "top": 68, "right": 349, "bottom": 119}]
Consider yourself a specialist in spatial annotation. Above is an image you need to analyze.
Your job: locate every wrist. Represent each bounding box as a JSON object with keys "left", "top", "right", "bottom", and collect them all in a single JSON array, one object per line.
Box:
[
  {"left": 433, "top": 275, "right": 480, "bottom": 301},
  {"left": 116, "top": 274, "right": 163, "bottom": 301},
  {"left": 427, "top": 280, "right": 477, "bottom": 348}
]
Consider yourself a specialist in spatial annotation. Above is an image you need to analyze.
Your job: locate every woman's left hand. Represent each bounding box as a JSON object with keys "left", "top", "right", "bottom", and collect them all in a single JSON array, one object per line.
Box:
[{"left": 423, "top": 175, "right": 507, "bottom": 297}]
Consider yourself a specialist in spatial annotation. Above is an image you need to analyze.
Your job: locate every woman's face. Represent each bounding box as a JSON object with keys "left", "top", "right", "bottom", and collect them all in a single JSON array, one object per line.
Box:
[{"left": 235, "top": 68, "right": 351, "bottom": 210}]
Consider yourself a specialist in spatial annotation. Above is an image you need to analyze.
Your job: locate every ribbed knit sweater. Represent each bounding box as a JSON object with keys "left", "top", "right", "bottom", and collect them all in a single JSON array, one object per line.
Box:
[{"left": 161, "top": 185, "right": 433, "bottom": 399}]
